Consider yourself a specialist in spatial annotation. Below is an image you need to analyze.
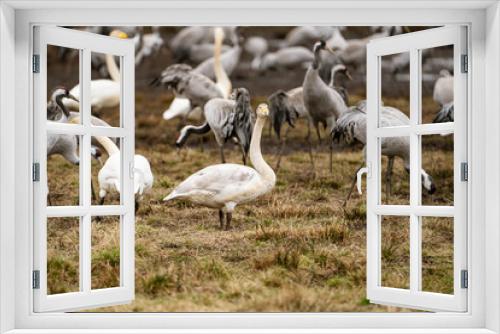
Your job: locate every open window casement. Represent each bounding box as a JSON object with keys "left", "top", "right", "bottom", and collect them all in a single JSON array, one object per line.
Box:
[
  {"left": 33, "top": 26, "right": 135, "bottom": 312},
  {"left": 365, "top": 26, "right": 468, "bottom": 312}
]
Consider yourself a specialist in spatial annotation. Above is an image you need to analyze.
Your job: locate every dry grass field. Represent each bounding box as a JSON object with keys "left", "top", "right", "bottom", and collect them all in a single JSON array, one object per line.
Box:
[
  {"left": 45, "top": 26, "right": 454, "bottom": 312},
  {"left": 46, "top": 92, "right": 454, "bottom": 312}
]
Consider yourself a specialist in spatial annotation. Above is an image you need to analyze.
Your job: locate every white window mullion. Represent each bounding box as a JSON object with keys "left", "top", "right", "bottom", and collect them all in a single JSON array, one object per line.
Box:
[
  {"left": 409, "top": 48, "right": 421, "bottom": 293},
  {"left": 120, "top": 51, "right": 135, "bottom": 294}
]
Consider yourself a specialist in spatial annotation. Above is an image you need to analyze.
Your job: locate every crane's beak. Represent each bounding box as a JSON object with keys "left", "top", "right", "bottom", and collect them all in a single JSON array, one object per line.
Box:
[
  {"left": 345, "top": 69, "right": 353, "bottom": 81},
  {"left": 66, "top": 94, "right": 79, "bottom": 102},
  {"left": 325, "top": 45, "right": 336, "bottom": 54}
]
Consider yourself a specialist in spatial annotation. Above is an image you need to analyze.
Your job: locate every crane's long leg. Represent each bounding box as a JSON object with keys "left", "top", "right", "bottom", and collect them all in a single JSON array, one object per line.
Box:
[
  {"left": 91, "top": 180, "right": 97, "bottom": 202},
  {"left": 306, "top": 121, "right": 316, "bottom": 174},
  {"left": 344, "top": 161, "right": 365, "bottom": 207},
  {"left": 385, "top": 156, "right": 395, "bottom": 199},
  {"left": 275, "top": 126, "right": 290, "bottom": 172},
  {"left": 329, "top": 141, "right": 334, "bottom": 174},
  {"left": 225, "top": 212, "right": 232, "bottom": 230}
]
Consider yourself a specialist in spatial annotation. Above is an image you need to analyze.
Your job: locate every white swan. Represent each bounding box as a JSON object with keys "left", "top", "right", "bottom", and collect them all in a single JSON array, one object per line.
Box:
[
  {"left": 164, "top": 103, "right": 276, "bottom": 230},
  {"left": 96, "top": 136, "right": 154, "bottom": 212},
  {"left": 162, "top": 27, "right": 231, "bottom": 122},
  {"left": 64, "top": 30, "right": 128, "bottom": 112}
]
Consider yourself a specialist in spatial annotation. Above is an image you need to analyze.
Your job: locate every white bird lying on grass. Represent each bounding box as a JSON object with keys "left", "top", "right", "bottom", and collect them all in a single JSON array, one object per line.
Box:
[{"left": 163, "top": 103, "right": 276, "bottom": 230}]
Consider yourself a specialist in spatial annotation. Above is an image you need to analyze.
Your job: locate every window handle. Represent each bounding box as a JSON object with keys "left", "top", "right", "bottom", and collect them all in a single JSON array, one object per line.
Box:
[{"left": 356, "top": 163, "right": 371, "bottom": 194}]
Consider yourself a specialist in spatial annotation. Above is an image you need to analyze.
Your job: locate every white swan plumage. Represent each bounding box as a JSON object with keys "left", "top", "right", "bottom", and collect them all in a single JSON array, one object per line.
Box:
[{"left": 164, "top": 103, "right": 275, "bottom": 230}]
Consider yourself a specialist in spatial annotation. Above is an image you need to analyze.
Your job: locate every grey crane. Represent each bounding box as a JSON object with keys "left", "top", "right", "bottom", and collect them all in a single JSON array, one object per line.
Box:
[
  {"left": 269, "top": 62, "right": 351, "bottom": 171},
  {"left": 176, "top": 88, "right": 255, "bottom": 164},
  {"left": 332, "top": 101, "right": 436, "bottom": 204},
  {"left": 303, "top": 40, "right": 349, "bottom": 173},
  {"left": 259, "top": 47, "right": 314, "bottom": 71},
  {"left": 244, "top": 36, "right": 268, "bottom": 70},
  {"left": 151, "top": 63, "right": 223, "bottom": 109}
]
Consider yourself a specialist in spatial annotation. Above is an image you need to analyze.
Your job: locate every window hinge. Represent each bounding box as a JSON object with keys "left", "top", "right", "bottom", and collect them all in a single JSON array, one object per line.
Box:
[
  {"left": 461, "top": 54, "right": 468, "bottom": 73},
  {"left": 32, "top": 270, "right": 40, "bottom": 289},
  {"left": 32, "top": 163, "right": 40, "bottom": 182},
  {"left": 32, "top": 54, "right": 40, "bottom": 73},
  {"left": 461, "top": 269, "right": 468, "bottom": 289},
  {"left": 461, "top": 162, "right": 468, "bottom": 182}
]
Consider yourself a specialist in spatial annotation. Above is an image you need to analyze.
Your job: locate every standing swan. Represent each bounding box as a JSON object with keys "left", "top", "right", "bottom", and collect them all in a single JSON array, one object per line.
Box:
[
  {"left": 64, "top": 30, "right": 129, "bottom": 112},
  {"left": 164, "top": 104, "right": 276, "bottom": 230}
]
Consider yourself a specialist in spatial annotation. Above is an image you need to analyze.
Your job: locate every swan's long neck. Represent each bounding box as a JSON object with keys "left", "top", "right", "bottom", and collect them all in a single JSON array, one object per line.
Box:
[
  {"left": 106, "top": 53, "right": 121, "bottom": 83},
  {"left": 249, "top": 117, "right": 275, "bottom": 186},
  {"left": 213, "top": 28, "right": 231, "bottom": 98},
  {"left": 95, "top": 136, "right": 120, "bottom": 156}
]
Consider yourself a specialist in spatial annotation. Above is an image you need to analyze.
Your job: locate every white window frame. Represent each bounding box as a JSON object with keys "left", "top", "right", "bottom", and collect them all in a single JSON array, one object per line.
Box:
[
  {"left": 0, "top": 1, "right": 498, "bottom": 333},
  {"left": 33, "top": 26, "right": 136, "bottom": 312},
  {"left": 365, "top": 26, "right": 468, "bottom": 312}
]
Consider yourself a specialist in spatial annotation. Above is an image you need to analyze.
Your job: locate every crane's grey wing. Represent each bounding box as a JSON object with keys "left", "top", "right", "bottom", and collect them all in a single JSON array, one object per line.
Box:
[
  {"left": 204, "top": 99, "right": 236, "bottom": 142},
  {"left": 179, "top": 73, "right": 223, "bottom": 107},
  {"left": 434, "top": 102, "right": 454, "bottom": 123},
  {"left": 380, "top": 106, "right": 409, "bottom": 126},
  {"left": 331, "top": 106, "right": 367, "bottom": 144},
  {"left": 193, "top": 46, "right": 242, "bottom": 80}
]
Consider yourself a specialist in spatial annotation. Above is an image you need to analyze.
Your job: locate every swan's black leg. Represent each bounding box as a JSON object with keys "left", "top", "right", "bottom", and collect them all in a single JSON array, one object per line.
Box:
[
  {"left": 219, "top": 209, "right": 225, "bottom": 230},
  {"left": 225, "top": 212, "right": 232, "bottom": 231}
]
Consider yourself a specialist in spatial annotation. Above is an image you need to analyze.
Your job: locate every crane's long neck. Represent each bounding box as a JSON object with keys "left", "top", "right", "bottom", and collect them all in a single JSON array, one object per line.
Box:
[
  {"left": 214, "top": 29, "right": 231, "bottom": 98},
  {"left": 312, "top": 46, "right": 322, "bottom": 70},
  {"left": 249, "top": 117, "right": 275, "bottom": 186},
  {"left": 95, "top": 136, "right": 120, "bottom": 156},
  {"left": 106, "top": 53, "right": 121, "bottom": 83},
  {"left": 68, "top": 115, "right": 119, "bottom": 156}
]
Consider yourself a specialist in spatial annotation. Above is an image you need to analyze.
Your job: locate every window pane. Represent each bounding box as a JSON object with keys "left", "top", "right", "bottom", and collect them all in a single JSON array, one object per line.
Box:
[
  {"left": 380, "top": 137, "right": 410, "bottom": 205},
  {"left": 421, "top": 216, "right": 454, "bottom": 294},
  {"left": 380, "top": 215, "right": 410, "bottom": 289},
  {"left": 380, "top": 52, "right": 410, "bottom": 127},
  {"left": 421, "top": 45, "right": 454, "bottom": 124},
  {"left": 421, "top": 134, "right": 453, "bottom": 206},
  {"left": 47, "top": 134, "right": 81, "bottom": 206},
  {"left": 47, "top": 217, "right": 80, "bottom": 294},
  {"left": 91, "top": 136, "right": 122, "bottom": 205},
  {"left": 90, "top": 51, "right": 122, "bottom": 128},
  {"left": 91, "top": 216, "right": 121, "bottom": 289},
  {"left": 47, "top": 45, "right": 81, "bottom": 123}
]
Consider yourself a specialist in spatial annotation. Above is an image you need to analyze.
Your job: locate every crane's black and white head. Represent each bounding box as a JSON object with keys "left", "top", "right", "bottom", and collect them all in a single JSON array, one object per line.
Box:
[
  {"left": 51, "top": 86, "right": 78, "bottom": 104},
  {"left": 48, "top": 86, "right": 78, "bottom": 119},
  {"left": 150, "top": 63, "right": 193, "bottom": 89},
  {"left": 268, "top": 90, "right": 297, "bottom": 139}
]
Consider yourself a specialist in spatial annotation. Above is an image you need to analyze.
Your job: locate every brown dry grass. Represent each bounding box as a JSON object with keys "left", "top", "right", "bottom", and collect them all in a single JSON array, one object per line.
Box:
[{"left": 46, "top": 90, "right": 454, "bottom": 312}]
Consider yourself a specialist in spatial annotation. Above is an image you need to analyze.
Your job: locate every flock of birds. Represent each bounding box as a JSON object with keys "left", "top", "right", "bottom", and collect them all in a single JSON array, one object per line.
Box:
[{"left": 46, "top": 26, "right": 455, "bottom": 229}]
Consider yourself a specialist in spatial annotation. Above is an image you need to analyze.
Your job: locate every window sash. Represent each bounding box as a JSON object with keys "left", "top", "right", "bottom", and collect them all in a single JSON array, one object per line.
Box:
[
  {"left": 32, "top": 26, "right": 136, "bottom": 313},
  {"left": 366, "top": 25, "right": 468, "bottom": 312}
]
